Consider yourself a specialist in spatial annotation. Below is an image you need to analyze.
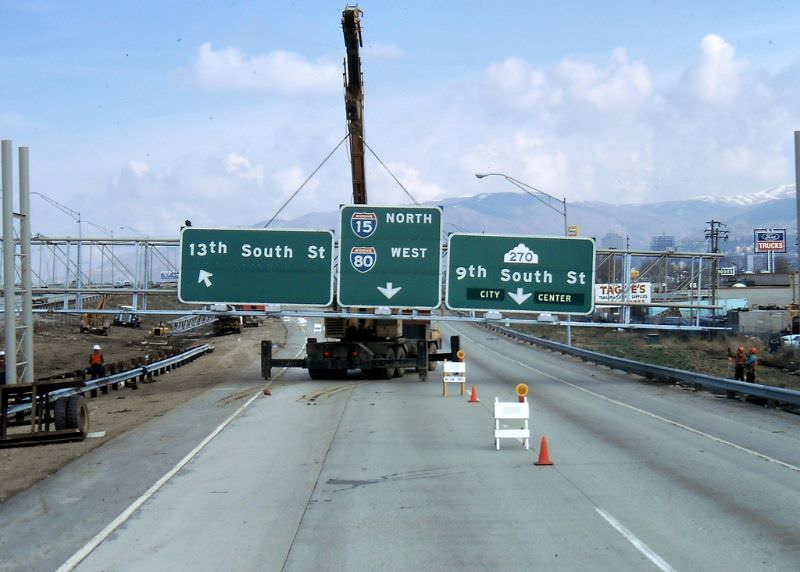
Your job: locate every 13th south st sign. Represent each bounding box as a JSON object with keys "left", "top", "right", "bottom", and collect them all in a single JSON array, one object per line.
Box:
[
  {"left": 446, "top": 233, "right": 595, "bottom": 314},
  {"left": 338, "top": 205, "right": 442, "bottom": 308},
  {"left": 178, "top": 228, "right": 334, "bottom": 305}
]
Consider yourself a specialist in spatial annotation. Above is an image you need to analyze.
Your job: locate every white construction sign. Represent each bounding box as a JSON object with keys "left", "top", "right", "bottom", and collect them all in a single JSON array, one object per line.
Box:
[{"left": 493, "top": 397, "right": 530, "bottom": 450}]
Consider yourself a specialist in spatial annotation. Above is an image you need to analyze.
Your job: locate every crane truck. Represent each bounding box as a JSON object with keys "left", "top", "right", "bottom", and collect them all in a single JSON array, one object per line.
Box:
[{"left": 261, "top": 5, "right": 459, "bottom": 381}]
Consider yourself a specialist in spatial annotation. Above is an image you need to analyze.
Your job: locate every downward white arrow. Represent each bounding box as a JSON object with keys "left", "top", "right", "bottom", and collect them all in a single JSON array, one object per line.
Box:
[
  {"left": 198, "top": 269, "right": 213, "bottom": 288},
  {"left": 377, "top": 282, "right": 402, "bottom": 299},
  {"left": 508, "top": 287, "right": 532, "bottom": 305}
]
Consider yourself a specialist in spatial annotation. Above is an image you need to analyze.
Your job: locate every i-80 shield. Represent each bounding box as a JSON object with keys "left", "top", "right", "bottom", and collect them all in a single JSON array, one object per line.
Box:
[{"left": 350, "top": 246, "right": 376, "bottom": 273}]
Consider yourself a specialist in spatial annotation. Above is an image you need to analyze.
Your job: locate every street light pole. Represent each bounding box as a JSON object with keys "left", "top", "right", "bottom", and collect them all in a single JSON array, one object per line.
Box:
[{"left": 475, "top": 172, "right": 572, "bottom": 345}]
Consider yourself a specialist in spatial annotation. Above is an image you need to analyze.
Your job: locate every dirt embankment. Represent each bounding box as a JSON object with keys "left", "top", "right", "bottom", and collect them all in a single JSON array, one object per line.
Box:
[
  {"left": 517, "top": 324, "right": 800, "bottom": 390},
  {"left": 0, "top": 309, "right": 287, "bottom": 503}
]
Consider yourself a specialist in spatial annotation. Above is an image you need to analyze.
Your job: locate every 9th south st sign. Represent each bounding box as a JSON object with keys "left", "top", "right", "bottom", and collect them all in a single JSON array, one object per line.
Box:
[
  {"left": 338, "top": 205, "right": 442, "bottom": 309},
  {"left": 445, "top": 233, "right": 595, "bottom": 314},
  {"left": 178, "top": 228, "right": 334, "bottom": 305}
]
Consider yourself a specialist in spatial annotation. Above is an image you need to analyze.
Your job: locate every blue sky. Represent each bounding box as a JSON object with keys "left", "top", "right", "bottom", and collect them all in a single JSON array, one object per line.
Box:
[{"left": 2, "top": 1, "right": 800, "bottom": 236}]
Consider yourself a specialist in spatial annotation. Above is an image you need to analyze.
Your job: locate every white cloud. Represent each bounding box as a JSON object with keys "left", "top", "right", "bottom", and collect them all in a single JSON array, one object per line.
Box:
[
  {"left": 225, "top": 153, "right": 264, "bottom": 184},
  {"left": 685, "top": 34, "right": 747, "bottom": 104},
  {"left": 190, "top": 42, "right": 339, "bottom": 94},
  {"left": 485, "top": 57, "right": 552, "bottom": 109},
  {"left": 380, "top": 162, "right": 448, "bottom": 203},
  {"left": 557, "top": 48, "right": 654, "bottom": 111},
  {"left": 469, "top": 32, "right": 798, "bottom": 204},
  {"left": 127, "top": 160, "right": 150, "bottom": 178}
]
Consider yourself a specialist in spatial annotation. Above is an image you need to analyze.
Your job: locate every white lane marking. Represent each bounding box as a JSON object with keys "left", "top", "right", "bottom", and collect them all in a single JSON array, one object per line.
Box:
[
  {"left": 595, "top": 508, "right": 676, "bottom": 572},
  {"left": 465, "top": 329, "right": 800, "bottom": 474},
  {"left": 57, "top": 344, "right": 305, "bottom": 572}
]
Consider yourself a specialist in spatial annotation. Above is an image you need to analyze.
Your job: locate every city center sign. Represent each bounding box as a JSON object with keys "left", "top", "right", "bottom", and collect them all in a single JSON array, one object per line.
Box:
[{"left": 446, "top": 233, "right": 595, "bottom": 314}]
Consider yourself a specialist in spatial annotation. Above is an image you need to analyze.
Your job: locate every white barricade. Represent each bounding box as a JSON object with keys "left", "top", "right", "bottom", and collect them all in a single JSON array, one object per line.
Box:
[
  {"left": 493, "top": 397, "right": 530, "bottom": 450},
  {"left": 442, "top": 360, "right": 466, "bottom": 397}
]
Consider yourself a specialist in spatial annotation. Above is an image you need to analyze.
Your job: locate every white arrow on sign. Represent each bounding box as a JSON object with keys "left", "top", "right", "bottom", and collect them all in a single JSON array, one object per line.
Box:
[
  {"left": 508, "top": 287, "right": 532, "bottom": 305},
  {"left": 377, "top": 282, "right": 402, "bottom": 299},
  {"left": 198, "top": 270, "right": 213, "bottom": 288}
]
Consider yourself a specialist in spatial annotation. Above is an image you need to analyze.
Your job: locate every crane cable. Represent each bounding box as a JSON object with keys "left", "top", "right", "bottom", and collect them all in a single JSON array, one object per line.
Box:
[
  {"left": 360, "top": 136, "right": 419, "bottom": 205},
  {"left": 262, "top": 132, "right": 350, "bottom": 228}
]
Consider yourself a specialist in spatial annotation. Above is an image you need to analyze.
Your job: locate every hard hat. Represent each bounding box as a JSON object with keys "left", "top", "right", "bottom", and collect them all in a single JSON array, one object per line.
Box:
[
  {"left": 737, "top": 346, "right": 745, "bottom": 353},
  {"left": 750, "top": 347, "right": 758, "bottom": 354},
  {"left": 93, "top": 344, "right": 101, "bottom": 351},
  {"left": 0, "top": 350, "right": 4, "bottom": 357}
]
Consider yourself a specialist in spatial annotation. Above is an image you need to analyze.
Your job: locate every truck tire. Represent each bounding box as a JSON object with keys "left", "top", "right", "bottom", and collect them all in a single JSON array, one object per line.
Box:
[
  {"left": 308, "top": 369, "right": 325, "bottom": 380},
  {"left": 66, "top": 395, "right": 90, "bottom": 434},
  {"left": 53, "top": 397, "right": 68, "bottom": 430},
  {"left": 427, "top": 342, "right": 438, "bottom": 371},
  {"left": 379, "top": 348, "right": 395, "bottom": 380},
  {"left": 394, "top": 347, "right": 406, "bottom": 378}
]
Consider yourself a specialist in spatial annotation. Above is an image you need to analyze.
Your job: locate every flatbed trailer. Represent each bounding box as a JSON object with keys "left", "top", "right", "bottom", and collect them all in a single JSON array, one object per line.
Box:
[{"left": 261, "top": 335, "right": 460, "bottom": 381}]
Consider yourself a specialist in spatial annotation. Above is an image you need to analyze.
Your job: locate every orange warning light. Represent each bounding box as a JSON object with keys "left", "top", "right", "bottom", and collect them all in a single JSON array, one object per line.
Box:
[
  {"left": 515, "top": 383, "right": 529, "bottom": 397},
  {"left": 456, "top": 349, "right": 466, "bottom": 361}
]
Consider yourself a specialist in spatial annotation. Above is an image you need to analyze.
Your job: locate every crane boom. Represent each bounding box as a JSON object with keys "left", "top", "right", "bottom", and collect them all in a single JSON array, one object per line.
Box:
[{"left": 342, "top": 5, "right": 367, "bottom": 204}]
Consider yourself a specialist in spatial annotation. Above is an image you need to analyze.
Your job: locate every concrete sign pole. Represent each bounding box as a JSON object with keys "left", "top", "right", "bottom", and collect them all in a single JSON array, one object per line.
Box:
[
  {"left": 795, "top": 131, "right": 800, "bottom": 312},
  {"left": 2, "top": 140, "right": 16, "bottom": 384}
]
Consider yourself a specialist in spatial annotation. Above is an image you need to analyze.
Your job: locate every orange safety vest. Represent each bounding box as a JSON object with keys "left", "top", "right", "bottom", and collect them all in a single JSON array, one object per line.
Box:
[{"left": 90, "top": 352, "right": 104, "bottom": 365}]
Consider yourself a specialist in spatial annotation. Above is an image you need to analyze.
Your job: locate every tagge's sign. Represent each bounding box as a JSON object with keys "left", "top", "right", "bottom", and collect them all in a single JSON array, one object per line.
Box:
[
  {"left": 594, "top": 282, "right": 651, "bottom": 305},
  {"left": 754, "top": 229, "right": 786, "bottom": 253}
]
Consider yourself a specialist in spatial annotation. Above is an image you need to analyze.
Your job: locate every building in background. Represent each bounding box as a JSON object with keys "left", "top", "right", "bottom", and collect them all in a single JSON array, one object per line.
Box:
[
  {"left": 601, "top": 232, "right": 625, "bottom": 250},
  {"left": 650, "top": 233, "right": 675, "bottom": 251}
]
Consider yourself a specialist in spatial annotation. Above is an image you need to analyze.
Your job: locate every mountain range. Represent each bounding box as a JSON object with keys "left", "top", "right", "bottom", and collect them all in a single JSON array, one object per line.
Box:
[{"left": 261, "top": 185, "right": 799, "bottom": 252}]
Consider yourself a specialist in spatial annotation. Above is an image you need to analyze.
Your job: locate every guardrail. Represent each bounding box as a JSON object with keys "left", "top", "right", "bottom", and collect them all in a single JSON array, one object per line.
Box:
[
  {"left": 485, "top": 324, "right": 800, "bottom": 408},
  {"left": 5, "top": 344, "right": 213, "bottom": 416}
]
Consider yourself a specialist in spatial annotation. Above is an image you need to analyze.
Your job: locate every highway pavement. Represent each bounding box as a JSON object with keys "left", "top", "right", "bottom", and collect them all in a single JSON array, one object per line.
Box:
[{"left": 2, "top": 320, "right": 800, "bottom": 571}]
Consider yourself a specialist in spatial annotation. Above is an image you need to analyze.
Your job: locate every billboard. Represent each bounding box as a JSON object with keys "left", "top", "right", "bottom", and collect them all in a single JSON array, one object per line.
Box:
[
  {"left": 594, "top": 282, "right": 651, "bottom": 305},
  {"left": 754, "top": 229, "right": 786, "bottom": 253}
]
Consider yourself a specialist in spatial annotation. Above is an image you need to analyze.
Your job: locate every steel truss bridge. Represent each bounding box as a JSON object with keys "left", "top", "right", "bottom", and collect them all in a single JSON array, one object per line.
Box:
[{"left": 1, "top": 236, "right": 723, "bottom": 328}]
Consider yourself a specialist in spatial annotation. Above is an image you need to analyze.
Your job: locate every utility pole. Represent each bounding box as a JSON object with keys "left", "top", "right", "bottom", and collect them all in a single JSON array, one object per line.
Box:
[{"left": 705, "top": 219, "right": 728, "bottom": 311}]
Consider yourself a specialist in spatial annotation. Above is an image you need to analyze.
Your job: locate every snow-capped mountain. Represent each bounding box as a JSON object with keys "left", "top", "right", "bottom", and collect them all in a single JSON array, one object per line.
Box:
[{"left": 261, "top": 185, "right": 799, "bottom": 250}]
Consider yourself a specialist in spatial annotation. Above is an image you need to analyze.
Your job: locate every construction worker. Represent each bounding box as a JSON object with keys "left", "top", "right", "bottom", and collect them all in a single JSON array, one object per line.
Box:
[
  {"left": 744, "top": 347, "right": 758, "bottom": 383},
  {"left": 89, "top": 344, "right": 105, "bottom": 379},
  {"left": 727, "top": 346, "right": 746, "bottom": 381}
]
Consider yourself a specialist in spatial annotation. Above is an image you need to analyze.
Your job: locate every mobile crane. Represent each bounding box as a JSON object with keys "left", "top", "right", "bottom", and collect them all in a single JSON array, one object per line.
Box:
[{"left": 261, "top": 5, "right": 459, "bottom": 381}]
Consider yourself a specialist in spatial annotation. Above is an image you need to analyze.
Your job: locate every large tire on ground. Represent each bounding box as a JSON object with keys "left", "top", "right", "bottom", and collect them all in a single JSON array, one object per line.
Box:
[
  {"left": 308, "top": 369, "right": 326, "bottom": 380},
  {"left": 66, "top": 395, "right": 90, "bottom": 434},
  {"left": 393, "top": 347, "right": 406, "bottom": 378},
  {"left": 427, "top": 342, "right": 439, "bottom": 371},
  {"left": 379, "top": 348, "right": 395, "bottom": 380},
  {"left": 53, "top": 397, "right": 68, "bottom": 430}
]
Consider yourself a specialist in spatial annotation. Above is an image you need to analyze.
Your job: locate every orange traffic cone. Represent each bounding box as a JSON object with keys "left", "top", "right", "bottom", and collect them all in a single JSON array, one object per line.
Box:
[
  {"left": 468, "top": 385, "right": 480, "bottom": 403},
  {"left": 535, "top": 436, "right": 553, "bottom": 466}
]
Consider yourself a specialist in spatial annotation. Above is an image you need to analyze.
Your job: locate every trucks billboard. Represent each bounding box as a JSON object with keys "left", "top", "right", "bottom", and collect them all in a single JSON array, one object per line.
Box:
[{"left": 754, "top": 229, "right": 786, "bottom": 253}]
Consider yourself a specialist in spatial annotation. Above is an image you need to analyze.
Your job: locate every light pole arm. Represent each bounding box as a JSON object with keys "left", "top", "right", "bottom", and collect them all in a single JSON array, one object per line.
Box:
[
  {"left": 31, "top": 191, "right": 80, "bottom": 223},
  {"left": 475, "top": 172, "right": 568, "bottom": 236}
]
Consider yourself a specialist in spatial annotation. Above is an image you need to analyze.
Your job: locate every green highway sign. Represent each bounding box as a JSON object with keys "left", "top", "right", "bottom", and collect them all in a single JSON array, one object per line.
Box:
[
  {"left": 445, "top": 233, "right": 595, "bottom": 314},
  {"left": 338, "top": 205, "right": 442, "bottom": 308},
  {"left": 178, "top": 228, "right": 334, "bottom": 306}
]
